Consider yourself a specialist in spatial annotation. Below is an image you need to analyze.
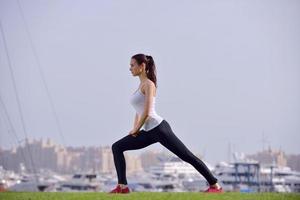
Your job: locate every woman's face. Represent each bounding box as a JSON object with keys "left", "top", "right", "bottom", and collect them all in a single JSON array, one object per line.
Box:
[{"left": 129, "top": 58, "right": 144, "bottom": 76}]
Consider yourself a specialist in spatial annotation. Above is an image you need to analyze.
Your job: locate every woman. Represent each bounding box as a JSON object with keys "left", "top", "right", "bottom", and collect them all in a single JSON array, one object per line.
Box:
[{"left": 109, "top": 53, "right": 223, "bottom": 194}]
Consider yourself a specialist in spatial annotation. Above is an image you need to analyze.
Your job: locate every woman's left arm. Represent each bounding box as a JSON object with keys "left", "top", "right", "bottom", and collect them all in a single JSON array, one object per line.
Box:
[{"left": 129, "top": 81, "right": 155, "bottom": 136}]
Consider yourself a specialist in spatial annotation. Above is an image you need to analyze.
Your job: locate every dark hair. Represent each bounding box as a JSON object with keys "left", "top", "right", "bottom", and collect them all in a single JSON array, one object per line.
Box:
[{"left": 131, "top": 53, "right": 157, "bottom": 88}]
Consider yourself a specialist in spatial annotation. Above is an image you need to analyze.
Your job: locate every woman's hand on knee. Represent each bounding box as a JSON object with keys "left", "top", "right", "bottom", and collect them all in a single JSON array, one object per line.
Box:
[{"left": 129, "top": 128, "right": 139, "bottom": 137}]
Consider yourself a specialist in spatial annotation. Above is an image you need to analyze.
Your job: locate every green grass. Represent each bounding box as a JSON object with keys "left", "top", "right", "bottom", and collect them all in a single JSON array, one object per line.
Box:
[{"left": 0, "top": 192, "right": 300, "bottom": 200}]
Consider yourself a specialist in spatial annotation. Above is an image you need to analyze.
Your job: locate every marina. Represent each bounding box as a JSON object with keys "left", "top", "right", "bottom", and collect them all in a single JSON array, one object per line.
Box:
[{"left": 1, "top": 156, "right": 300, "bottom": 193}]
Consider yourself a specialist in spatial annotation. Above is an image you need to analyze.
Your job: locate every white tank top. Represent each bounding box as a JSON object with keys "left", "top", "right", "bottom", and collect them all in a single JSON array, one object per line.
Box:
[{"left": 130, "top": 87, "right": 164, "bottom": 131}]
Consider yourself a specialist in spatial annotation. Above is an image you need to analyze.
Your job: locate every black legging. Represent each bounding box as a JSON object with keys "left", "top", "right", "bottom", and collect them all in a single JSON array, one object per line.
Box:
[{"left": 112, "top": 119, "right": 218, "bottom": 185}]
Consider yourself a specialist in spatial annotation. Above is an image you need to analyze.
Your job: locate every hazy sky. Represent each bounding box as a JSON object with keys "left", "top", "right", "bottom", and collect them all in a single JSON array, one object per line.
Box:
[{"left": 0, "top": 0, "right": 299, "bottom": 165}]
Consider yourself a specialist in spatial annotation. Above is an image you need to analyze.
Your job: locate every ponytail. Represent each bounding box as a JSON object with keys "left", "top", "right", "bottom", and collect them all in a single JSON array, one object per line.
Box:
[{"left": 145, "top": 55, "right": 157, "bottom": 88}]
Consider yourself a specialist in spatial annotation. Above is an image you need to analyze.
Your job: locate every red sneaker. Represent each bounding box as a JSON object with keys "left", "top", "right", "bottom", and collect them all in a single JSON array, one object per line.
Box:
[
  {"left": 109, "top": 185, "right": 130, "bottom": 194},
  {"left": 204, "top": 186, "right": 224, "bottom": 193}
]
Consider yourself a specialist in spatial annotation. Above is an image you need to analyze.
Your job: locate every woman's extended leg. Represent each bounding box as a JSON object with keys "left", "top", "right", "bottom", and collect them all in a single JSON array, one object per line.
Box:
[
  {"left": 157, "top": 120, "right": 218, "bottom": 185},
  {"left": 111, "top": 130, "right": 158, "bottom": 185}
]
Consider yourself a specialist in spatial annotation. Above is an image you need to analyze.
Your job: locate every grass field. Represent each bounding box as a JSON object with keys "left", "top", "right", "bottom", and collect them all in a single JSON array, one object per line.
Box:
[{"left": 0, "top": 192, "right": 300, "bottom": 200}]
